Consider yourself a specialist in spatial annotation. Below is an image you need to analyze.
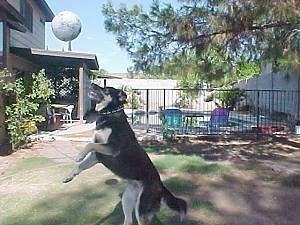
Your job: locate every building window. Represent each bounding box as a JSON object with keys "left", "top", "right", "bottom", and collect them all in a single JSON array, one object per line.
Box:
[
  {"left": 0, "top": 21, "right": 3, "bottom": 67},
  {"left": 20, "top": 0, "right": 33, "bottom": 32}
]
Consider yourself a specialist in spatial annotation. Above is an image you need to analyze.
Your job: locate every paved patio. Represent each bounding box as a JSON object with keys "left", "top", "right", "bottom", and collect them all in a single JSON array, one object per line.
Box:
[{"left": 27, "top": 113, "right": 162, "bottom": 164}]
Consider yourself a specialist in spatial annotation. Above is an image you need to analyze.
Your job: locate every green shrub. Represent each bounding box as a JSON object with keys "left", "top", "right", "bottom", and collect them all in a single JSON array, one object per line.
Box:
[
  {"left": 176, "top": 73, "right": 201, "bottom": 108},
  {"left": 120, "top": 85, "right": 144, "bottom": 109},
  {"left": 0, "top": 69, "right": 54, "bottom": 149},
  {"left": 205, "top": 88, "right": 245, "bottom": 109}
]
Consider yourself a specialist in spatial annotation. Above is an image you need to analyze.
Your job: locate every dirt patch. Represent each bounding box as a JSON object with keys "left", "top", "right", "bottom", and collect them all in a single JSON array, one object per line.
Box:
[
  {"left": 141, "top": 134, "right": 300, "bottom": 173},
  {"left": 140, "top": 134, "right": 300, "bottom": 225}
]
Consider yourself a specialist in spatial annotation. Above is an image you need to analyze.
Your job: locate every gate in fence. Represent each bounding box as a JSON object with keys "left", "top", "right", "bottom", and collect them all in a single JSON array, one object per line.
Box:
[{"left": 124, "top": 88, "right": 300, "bottom": 137}]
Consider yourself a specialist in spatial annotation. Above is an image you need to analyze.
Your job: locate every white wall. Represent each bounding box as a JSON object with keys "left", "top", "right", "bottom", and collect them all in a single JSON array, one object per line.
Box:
[
  {"left": 96, "top": 78, "right": 179, "bottom": 110},
  {"left": 235, "top": 64, "right": 300, "bottom": 120},
  {"left": 235, "top": 64, "right": 300, "bottom": 91},
  {"left": 102, "top": 78, "right": 178, "bottom": 90}
]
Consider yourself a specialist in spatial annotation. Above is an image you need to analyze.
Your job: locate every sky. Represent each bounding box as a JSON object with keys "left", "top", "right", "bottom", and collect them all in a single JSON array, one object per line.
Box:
[{"left": 45, "top": 0, "right": 156, "bottom": 73}]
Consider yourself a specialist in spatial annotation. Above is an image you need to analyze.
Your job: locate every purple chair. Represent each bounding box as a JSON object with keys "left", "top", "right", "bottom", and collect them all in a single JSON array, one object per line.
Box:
[
  {"left": 210, "top": 108, "right": 230, "bottom": 125},
  {"left": 208, "top": 108, "right": 230, "bottom": 133}
]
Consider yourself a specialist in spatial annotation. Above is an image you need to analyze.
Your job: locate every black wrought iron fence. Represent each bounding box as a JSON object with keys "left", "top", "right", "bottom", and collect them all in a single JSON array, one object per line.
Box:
[{"left": 124, "top": 88, "right": 300, "bottom": 136}]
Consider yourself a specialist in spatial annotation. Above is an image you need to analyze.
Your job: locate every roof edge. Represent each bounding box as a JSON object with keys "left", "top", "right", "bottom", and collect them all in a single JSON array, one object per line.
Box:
[
  {"left": 30, "top": 48, "right": 97, "bottom": 60},
  {"left": 36, "top": 0, "right": 55, "bottom": 22},
  {"left": 10, "top": 47, "right": 99, "bottom": 70}
]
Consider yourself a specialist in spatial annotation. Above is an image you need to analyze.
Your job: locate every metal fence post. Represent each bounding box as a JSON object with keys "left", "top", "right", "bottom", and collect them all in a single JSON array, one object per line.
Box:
[
  {"left": 146, "top": 89, "right": 149, "bottom": 132},
  {"left": 163, "top": 89, "right": 166, "bottom": 110},
  {"left": 256, "top": 91, "right": 260, "bottom": 137},
  {"left": 298, "top": 76, "right": 300, "bottom": 121},
  {"left": 131, "top": 91, "right": 134, "bottom": 125}
]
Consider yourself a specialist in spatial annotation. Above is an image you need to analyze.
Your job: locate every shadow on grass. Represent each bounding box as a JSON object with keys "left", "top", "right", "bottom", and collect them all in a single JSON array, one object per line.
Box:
[
  {"left": 1, "top": 184, "right": 117, "bottom": 225},
  {"left": 96, "top": 200, "right": 208, "bottom": 225},
  {"left": 141, "top": 135, "right": 300, "bottom": 162},
  {"left": 0, "top": 155, "right": 213, "bottom": 225},
  {"left": 1, "top": 157, "right": 206, "bottom": 225},
  {"left": 1, "top": 181, "right": 207, "bottom": 225},
  {"left": 92, "top": 176, "right": 207, "bottom": 225},
  {"left": 0, "top": 156, "right": 124, "bottom": 225},
  {"left": 94, "top": 201, "right": 166, "bottom": 225},
  {"left": 280, "top": 174, "right": 300, "bottom": 188}
]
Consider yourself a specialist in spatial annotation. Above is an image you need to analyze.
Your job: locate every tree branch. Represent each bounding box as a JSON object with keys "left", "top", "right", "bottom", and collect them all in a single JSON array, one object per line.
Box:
[{"left": 195, "top": 21, "right": 294, "bottom": 41}]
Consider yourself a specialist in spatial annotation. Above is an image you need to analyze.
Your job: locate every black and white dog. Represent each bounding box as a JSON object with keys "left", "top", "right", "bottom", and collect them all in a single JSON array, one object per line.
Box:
[{"left": 63, "top": 83, "right": 187, "bottom": 225}]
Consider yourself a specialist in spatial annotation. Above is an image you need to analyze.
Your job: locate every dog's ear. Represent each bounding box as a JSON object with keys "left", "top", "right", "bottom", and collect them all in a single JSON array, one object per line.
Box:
[{"left": 118, "top": 90, "right": 127, "bottom": 103}]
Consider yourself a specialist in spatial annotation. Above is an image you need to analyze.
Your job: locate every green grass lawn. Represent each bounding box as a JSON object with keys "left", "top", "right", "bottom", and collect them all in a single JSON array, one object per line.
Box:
[
  {"left": 2, "top": 144, "right": 297, "bottom": 225},
  {"left": 0, "top": 148, "right": 230, "bottom": 225}
]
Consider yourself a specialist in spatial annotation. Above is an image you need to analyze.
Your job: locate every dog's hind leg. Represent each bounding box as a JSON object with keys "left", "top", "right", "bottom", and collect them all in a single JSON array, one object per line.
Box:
[
  {"left": 122, "top": 181, "right": 142, "bottom": 225},
  {"left": 63, "top": 152, "right": 98, "bottom": 183},
  {"left": 135, "top": 185, "right": 160, "bottom": 225},
  {"left": 75, "top": 143, "right": 119, "bottom": 162}
]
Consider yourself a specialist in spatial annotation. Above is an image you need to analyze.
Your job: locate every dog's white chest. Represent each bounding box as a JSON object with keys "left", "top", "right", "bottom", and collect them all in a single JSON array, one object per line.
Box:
[{"left": 93, "top": 127, "right": 112, "bottom": 144}]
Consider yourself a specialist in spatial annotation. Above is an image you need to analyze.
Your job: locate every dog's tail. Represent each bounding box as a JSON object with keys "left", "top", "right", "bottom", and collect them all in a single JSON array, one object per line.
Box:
[{"left": 162, "top": 185, "right": 187, "bottom": 221}]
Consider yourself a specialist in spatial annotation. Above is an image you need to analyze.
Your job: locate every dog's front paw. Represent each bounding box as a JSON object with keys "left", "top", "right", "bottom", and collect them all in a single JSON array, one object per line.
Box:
[
  {"left": 75, "top": 153, "right": 86, "bottom": 162},
  {"left": 62, "top": 175, "right": 74, "bottom": 183}
]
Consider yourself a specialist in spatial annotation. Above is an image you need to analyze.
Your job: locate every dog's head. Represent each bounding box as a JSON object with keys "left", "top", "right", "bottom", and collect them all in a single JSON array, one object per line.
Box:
[{"left": 89, "top": 83, "right": 127, "bottom": 113}]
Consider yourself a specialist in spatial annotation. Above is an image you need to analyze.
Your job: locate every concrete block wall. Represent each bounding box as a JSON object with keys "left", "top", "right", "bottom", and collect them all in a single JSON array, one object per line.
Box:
[{"left": 235, "top": 64, "right": 300, "bottom": 120}]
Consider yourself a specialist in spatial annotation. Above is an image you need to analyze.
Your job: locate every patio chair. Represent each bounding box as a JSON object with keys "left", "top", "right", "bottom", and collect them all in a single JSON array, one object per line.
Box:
[
  {"left": 61, "top": 104, "right": 74, "bottom": 123},
  {"left": 45, "top": 106, "right": 63, "bottom": 130},
  {"left": 161, "top": 109, "right": 184, "bottom": 137},
  {"left": 206, "top": 107, "right": 230, "bottom": 134}
]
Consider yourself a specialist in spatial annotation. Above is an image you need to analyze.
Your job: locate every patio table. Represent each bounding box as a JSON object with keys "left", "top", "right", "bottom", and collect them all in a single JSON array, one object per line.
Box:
[
  {"left": 183, "top": 111, "right": 205, "bottom": 134},
  {"left": 51, "top": 103, "right": 74, "bottom": 123}
]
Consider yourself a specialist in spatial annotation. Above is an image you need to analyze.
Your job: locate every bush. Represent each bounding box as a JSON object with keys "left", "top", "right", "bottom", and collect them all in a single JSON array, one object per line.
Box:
[
  {"left": 120, "top": 85, "right": 144, "bottom": 109},
  {"left": 0, "top": 69, "right": 54, "bottom": 149},
  {"left": 205, "top": 88, "right": 245, "bottom": 109}
]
